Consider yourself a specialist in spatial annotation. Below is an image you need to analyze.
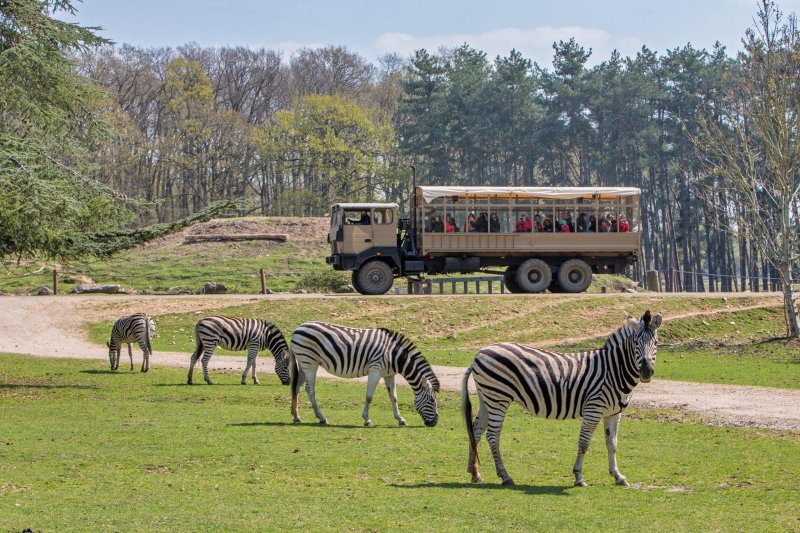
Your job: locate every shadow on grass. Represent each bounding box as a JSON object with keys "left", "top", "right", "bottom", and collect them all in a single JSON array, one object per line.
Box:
[
  {"left": 153, "top": 383, "right": 252, "bottom": 387},
  {"left": 0, "top": 383, "right": 97, "bottom": 390},
  {"left": 390, "top": 481, "right": 572, "bottom": 496},
  {"left": 229, "top": 421, "right": 427, "bottom": 430},
  {"left": 80, "top": 369, "right": 128, "bottom": 375}
]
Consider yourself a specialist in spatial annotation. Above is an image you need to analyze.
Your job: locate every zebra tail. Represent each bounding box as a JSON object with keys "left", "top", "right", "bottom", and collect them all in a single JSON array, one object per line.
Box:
[{"left": 462, "top": 367, "right": 479, "bottom": 468}]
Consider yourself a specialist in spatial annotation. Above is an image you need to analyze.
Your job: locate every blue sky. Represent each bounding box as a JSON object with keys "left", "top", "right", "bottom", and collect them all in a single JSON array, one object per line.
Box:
[{"left": 64, "top": 0, "right": 799, "bottom": 67}]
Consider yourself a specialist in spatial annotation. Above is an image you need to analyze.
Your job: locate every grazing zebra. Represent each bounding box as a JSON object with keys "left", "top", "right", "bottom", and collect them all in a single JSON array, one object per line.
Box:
[
  {"left": 187, "top": 316, "right": 290, "bottom": 386},
  {"left": 462, "top": 310, "right": 662, "bottom": 487},
  {"left": 107, "top": 313, "right": 156, "bottom": 372},
  {"left": 290, "top": 322, "right": 440, "bottom": 427}
]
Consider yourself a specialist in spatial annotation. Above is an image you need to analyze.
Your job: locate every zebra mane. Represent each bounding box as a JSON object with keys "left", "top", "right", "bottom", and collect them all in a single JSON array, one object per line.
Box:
[
  {"left": 379, "top": 328, "right": 440, "bottom": 392},
  {"left": 602, "top": 317, "right": 638, "bottom": 352}
]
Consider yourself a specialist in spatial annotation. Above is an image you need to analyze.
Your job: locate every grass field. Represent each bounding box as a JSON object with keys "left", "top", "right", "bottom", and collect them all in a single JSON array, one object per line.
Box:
[
  {"left": 85, "top": 295, "right": 800, "bottom": 389},
  {"left": 0, "top": 355, "right": 798, "bottom": 531}
]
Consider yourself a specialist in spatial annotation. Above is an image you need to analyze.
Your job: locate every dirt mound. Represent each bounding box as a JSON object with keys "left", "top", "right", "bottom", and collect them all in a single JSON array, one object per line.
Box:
[{"left": 142, "top": 216, "right": 329, "bottom": 250}]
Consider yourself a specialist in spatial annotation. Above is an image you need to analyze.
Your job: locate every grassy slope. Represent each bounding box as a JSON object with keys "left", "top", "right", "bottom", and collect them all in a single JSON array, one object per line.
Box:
[
  {"left": 86, "top": 295, "right": 800, "bottom": 389},
  {"left": 0, "top": 355, "right": 798, "bottom": 531},
  {"left": 0, "top": 218, "right": 330, "bottom": 295}
]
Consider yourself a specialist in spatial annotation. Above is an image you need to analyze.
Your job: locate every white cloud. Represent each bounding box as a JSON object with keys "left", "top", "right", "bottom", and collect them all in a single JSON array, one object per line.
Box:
[{"left": 375, "top": 26, "right": 644, "bottom": 68}]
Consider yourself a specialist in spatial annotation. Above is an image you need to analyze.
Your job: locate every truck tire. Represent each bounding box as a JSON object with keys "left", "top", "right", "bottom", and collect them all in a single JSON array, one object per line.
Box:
[
  {"left": 354, "top": 261, "right": 394, "bottom": 295},
  {"left": 515, "top": 259, "right": 552, "bottom": 293},
  {"left": 350, "top": 271, "right": 364, "bottom": 294},
  {"left": 557, "top": 259, "right": 592, "bottom": 293},
  {"left": 503, "top": 267, "right": 523, "bottom": 293}
]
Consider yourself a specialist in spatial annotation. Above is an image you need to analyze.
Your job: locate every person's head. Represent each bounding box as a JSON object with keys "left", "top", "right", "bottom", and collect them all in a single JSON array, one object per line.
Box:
[
  {"left": 435, "top": 215, "right": 442, "bottom": 222},
  {"left": 565, "top": 211, "right": 572, "bottom": 218},
  {"left": 534, "top": 214, "right": 541, "bottom": 221},
  {"left": 491, "top": 212, "right": 498, "bottom": 219},
  {"left": 520, "top": 213, "right": 528, "bottom": 220},
  {"left": 590, "top": 215, "right": 596, "bottom": 221},
  {"left": 361, "top": 209, "right": 368, "bottom": 216},
  {"left": 468, "top": 213, "right": 476, "bottom": 221}
]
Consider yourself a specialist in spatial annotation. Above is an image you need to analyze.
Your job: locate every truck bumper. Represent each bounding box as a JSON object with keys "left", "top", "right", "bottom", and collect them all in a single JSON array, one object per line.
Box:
[{"left": 326, "top": 255, "right": 340, "bottom": 266}]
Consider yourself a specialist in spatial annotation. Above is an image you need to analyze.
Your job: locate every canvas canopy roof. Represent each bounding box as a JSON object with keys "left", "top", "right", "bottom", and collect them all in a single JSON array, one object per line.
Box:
[
  {"left": 417, "top": 186, "right": 640, "bottom": 203},
  {"left": 333, "top": 202, "right": 399, "bottom": 210}
]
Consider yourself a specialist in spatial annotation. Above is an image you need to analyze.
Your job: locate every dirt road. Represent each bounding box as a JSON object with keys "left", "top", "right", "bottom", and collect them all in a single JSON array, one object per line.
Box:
[{"left": 1, "top": 294, "right": 798, "bottom": 432}]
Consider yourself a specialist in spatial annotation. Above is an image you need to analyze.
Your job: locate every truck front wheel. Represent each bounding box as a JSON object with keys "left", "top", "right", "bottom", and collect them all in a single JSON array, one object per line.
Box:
[
  {"left": 515, "top": 259, "right": 552, "bottom": 293},
  {"left": 354, "top": 261, "right": 394, "bottom": 295}
]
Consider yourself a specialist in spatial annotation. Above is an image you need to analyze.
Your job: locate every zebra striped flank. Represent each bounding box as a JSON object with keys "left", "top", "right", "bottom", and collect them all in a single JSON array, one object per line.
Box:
[
  {"left": 107, "top": 313, "right": 155, "bottom": 372},
  {"left": 290, "top": 322, "right": 439, "bottom": 427},
  {"left": 463, "top": 310, "right": 661, "bottom": 487},
  {"left": 187, "top": 316, "right": 290, "bottom": 386}
]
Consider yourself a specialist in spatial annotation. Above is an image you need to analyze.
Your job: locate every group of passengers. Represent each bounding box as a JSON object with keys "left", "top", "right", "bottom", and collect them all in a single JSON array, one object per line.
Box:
[{"left": 426, "top": 209, "right": 630, "bottom": 233}]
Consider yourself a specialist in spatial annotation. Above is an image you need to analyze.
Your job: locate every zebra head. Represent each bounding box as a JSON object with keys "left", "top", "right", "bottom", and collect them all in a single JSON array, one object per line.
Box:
[
  {"left": 106, "top": 340, "right": 119, "bottom": 371},
  {"left": 634, "top": 310, "right": 662, "bottom": 383},
  {"left": 273, "top": 349, "right": 291, "bottom": 385},
  {"left": 413, "top": 380, "right": 439, "bottom": 427}
]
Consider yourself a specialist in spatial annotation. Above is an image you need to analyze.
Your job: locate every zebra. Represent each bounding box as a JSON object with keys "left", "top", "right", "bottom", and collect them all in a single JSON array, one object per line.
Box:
[
  {"left": 107, "top": 313, "right": 156, "bottom": 372},
  {"left": 462, "top": 310, "right": 662, "bottom": 487},
  {"left": 289, "top": 322, "right": 440, "bottom": 427},
  {"left": 187, "top": 316, "right": 290, "bottom": 386}
]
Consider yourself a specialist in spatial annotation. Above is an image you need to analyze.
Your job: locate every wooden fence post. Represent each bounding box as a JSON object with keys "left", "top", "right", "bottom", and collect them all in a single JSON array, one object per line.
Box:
[
  {"left": 52, "top": 268, "right": 59, "bottom": 295},
  {"left": 260, "top": 268, "right": 267, "bottom": 295}
]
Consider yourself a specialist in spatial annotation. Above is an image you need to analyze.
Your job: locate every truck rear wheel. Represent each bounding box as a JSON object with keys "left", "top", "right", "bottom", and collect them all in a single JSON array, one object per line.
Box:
[
  {"left": 557, "top": 259, "right": 592, "bottom": 293},
  {"left": 515, "top": 259, "right": 552, "bottom": 293},
  {"left": 354, "top": 261, "right": 394, "bottom": 295},
  {"left": 503, "top": 267, "right": 523, "bottom": 293}
]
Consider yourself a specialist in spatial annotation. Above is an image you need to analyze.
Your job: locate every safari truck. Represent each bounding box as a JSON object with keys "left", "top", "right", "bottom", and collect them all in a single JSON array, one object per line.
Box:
[{"left": 326, "top": 186, "right": 641, "bottom": 295}]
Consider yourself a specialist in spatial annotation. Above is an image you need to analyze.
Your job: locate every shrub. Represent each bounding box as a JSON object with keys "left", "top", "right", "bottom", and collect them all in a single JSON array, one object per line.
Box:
[{"left": 297, "top": 270, "right": 350, "bottom": 293}]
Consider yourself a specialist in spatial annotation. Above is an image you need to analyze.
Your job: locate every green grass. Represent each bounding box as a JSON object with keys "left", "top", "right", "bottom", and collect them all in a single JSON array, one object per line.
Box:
[
  {"left": 0, "top": 354, "right": 798, "bottom": 531},
  {"left": 85, "top": 295, "right": 800, "bottom": 388}
]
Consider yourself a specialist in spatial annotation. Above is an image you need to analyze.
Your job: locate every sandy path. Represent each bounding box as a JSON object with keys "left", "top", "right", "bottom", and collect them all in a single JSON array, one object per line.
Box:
[{"left": 1, "top": 294, "right": 798, "bottom": 433}]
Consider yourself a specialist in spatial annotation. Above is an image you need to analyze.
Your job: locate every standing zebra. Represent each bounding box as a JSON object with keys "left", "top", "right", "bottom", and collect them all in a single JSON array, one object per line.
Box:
[
  {"left": 187, "top": 316, "right": 290, "bottom": 385},
  {"left": 107, "top": 313, "right": 156, "bottom": 372},
  {"left": 462, "top": 310, "right": 662, "bottom": 487},
  {"left": 290, "top": 322, "right": 440, "bottom": 427}
]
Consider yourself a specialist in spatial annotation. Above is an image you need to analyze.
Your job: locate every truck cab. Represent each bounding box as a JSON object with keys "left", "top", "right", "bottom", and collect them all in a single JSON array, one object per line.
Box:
[{"left": 326, "top": 203, "right": 403, "bottom": 294}]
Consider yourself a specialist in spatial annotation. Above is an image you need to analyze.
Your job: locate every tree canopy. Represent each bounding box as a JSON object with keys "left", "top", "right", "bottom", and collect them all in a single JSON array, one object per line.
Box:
[{"left": 0, "top": 0, "right": 233, "bottom": 261}]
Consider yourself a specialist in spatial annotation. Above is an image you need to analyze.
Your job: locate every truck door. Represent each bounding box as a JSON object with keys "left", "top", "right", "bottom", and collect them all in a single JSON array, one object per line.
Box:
[{"left": 341, "top": 208, "right": 373, "bottom": 255}]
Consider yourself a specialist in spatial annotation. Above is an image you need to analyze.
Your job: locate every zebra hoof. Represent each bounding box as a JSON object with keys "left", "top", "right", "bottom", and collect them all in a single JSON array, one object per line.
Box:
[
  {"left": 319, "top": 419, "right": 329, "bottom": 425},
  {"left": 471, "top": 474, "right": 483, "bottom": 483},
  {"left": 502, "top": 477, "right": 515, "bottom": 486},
  {"left": 574, "top": 480, "right": 588, "bottom": 487},
  {"left": 398, "top": 419, "right": 407, "bottom": 426},
  {"left": 293, "top": 418, "right": 302, "bottom": 424},
  {"left": 240, "top": 381, "right": 247, "bottom": 385},
  {"left": 253, "top": 380, "right": 260, "bottom": 385},
  {"left": 616, "top": 477, "right": 629, "bottom": 487},
  {"left": 364, "top": 420, "right": 373, "bottom": 428}
]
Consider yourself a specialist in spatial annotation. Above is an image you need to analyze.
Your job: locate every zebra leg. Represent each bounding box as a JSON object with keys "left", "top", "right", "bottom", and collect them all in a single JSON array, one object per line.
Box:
[
  {"left": 201, "top": 344, "right": 217, "bottom": 385},
  {"left": 485, "top": 400, "right": 514, "bottom": 485},
  {"left": 468, "top": 394, "right": 490, "bottom": 483},
  {"left": 241, "top": 345, "right": 258, "bottom": 385},
  {"left": 604, "top": 413, "right": 628, "bottom": 486},
  {"left": 362, "top": 370, "right": 382, "bottom": 427},
  {"left": 573, "top": 412, "right": 602, "bottom": 487},
  {"left": 303, "top": 365, "right": 327, "bottom": 424},
  {"left": 187, "top": 346, "right": 201, "bottom": 385},
  {"left": 127, "top": 343, "right": 134, "bottom": 372},
  {"left": 292, "top": 368, "right": 307, "bottom": 423},
  {"left": 384, "top": 375, "right": 406, "bottom": 426}
]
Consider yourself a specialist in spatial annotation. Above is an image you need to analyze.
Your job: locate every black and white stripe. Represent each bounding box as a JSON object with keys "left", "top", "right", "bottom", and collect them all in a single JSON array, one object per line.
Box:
[
  {"left": 187, "top": 316, "right": 290, "bottom": 385},
  {"left": 290, "top": 322, "right": 440, "bottom": 427},
  {"left": 107, "top": 313, "right": 155, "bottom": 372},
  {"left": 462, "top": 310, "right": 662, "bottom": 486}
]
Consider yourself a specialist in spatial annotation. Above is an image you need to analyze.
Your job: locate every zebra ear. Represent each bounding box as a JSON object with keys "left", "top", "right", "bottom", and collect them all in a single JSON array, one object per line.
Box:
[
  {"left": 641, "top": 310, "right": 652, "bottom": 329},
  {"left": 650, "top": 313, "right": 663, "bottom": 331}
]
